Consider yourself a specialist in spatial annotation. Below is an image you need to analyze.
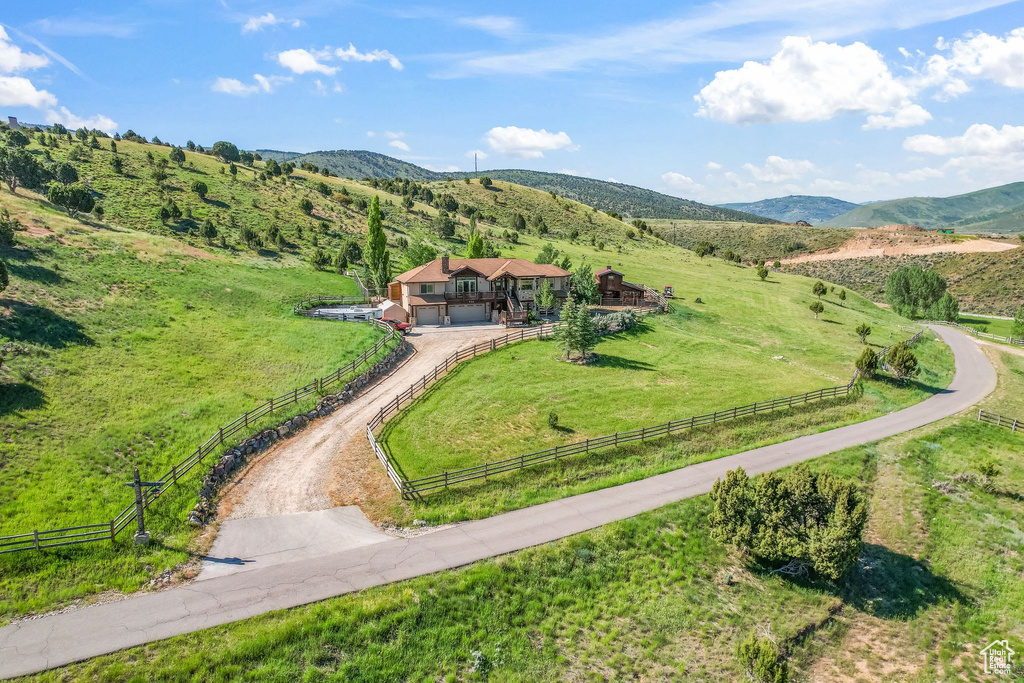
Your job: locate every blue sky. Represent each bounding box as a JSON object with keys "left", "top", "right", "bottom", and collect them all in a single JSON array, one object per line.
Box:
[{"left": 2, "top": 0, "right": 1023, "bottom": 204}]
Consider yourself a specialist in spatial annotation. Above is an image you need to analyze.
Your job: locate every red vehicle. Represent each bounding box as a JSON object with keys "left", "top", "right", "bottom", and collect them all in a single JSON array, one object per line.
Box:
[{"left": 380, "top": 318, "right": 411, "bottom": 333}]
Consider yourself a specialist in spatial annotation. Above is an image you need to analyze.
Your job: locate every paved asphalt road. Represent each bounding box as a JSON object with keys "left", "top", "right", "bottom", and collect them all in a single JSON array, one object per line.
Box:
[{"left": 0, "top": 326, "right": 997, "bottom": 678}]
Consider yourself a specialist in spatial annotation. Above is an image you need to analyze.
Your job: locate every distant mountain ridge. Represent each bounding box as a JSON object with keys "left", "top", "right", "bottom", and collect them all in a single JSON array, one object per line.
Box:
[
  {"left": 255, "top": 149, "right": 779, "bottom": 223},
  {"left": 823, "top": 182, "right": 1024, "bottom": 234},
  {"left": 718, "top": 195, "right": 859, "bottom": 225}
]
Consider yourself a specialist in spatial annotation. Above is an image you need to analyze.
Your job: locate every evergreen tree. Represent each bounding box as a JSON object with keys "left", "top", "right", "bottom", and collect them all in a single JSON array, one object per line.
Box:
[
  {"left": 812, "top": 281, "right": 827, "bottom": 299},
  {"left": 855, "top": 323, "right": 871, "bottom": 343},
  {"left": 855, "top": 346, "right": 878, "bottom": 378},
  {"left": 199, "top": 219, "right": 218, "bottom": 244},
  {"left": 556, "top": 298, "right": 580, "bottom": 360},
  {"left": 570, "top": 263, "right": 599, "bottom": 304},
  {"left": 1012, "top": 305, "right": 1024, "bottom": 340},
  {"left": 169, "top": 147, "right": 185, "bottom": 167},
  {"left": 466, "top": 231, "right": 484, "bottom": 258},
  {"left": 573, "top": 299, "right": 597, "bottom": 360},
  {"left": 365, "top": 195, "right": 391, "bottom": 295}
]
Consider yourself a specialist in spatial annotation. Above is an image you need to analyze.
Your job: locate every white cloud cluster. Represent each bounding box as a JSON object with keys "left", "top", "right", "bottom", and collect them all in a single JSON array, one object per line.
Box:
[
  {"left": 483, "top": 126, "right": 578, "bottom": 158},
  {"left": 211, "top": 74, "right": 291, "bottom": 96},
  {"left": 742, "top": 155, "right": 817, "bottom": 183},
  {"left": 242, "top": 13, "right": 302, "bottom": 33},
  {"left": 334, "top": 44, "right": 403, "bottom": 70},
  {"left": 275, "top": 45, "right": 403, "bottom": 77},
  {"left": 661, "top": 171, "right": 705, "bottom": 195},
  {"left": 917, "top": 28, "right": 1024, "bottom": 100},
  {"left": 904, "top": 123, "right": 1024, "bottom": 157},
  {"left": 0, "top": 26, "right": 116, "bottom": 131},
  {"left": 695, "top": 36, "right": 923, "bottom": 127},
  {"left": 465, "top": 148, "right": 488, "bottom": 160},
  {"left": 389, "top": 139, "right": 411, "bottom": 152},
  {"left": 277, "top": 49, "right": 337, "bottom": 75}
]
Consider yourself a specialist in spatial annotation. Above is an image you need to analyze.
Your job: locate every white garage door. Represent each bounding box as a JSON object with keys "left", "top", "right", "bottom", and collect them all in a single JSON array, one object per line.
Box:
[
  {"left": 449, "top": 304, "right": 486, "bottom": 323},
  {"left": 416, "top": 306, "right": 439, "bottom": 325}
]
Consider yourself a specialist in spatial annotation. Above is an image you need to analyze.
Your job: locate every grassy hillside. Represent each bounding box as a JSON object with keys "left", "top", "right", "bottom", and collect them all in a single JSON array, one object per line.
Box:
[
  {"left": 649, "top": 219, "right": 853, "bottom": 259},
  {"left": 470, "top": 169, "right": 778, "bottom": 222},
  {"left": 719, "top": 195, "right": 859, "bottom": 225},
  {"left": 254, "top": 148, "right": 779, "bottom": 222},
  {"left": 0, "top": 172, "right": 396, "bottom": 615},
  {"left": 256, "top": 149, "right": 439, "bottom": 181},
  {"left": 45, "top": 356, "right": 1024, "bottom": 681},
  {"left": 787, "top": 248, "right": 1024, "bottom": 316},
  {"left": 824, "top": 181, "right": 1024, "bottom": 234}
]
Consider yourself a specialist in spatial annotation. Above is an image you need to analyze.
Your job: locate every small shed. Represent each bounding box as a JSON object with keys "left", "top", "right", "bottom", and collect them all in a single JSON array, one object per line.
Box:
[
  {"left": 595, "top": 266, "right": 644, "bottom": 306},
  {"left": 379, "top": 299, "right": 409, "bottom": 322}
]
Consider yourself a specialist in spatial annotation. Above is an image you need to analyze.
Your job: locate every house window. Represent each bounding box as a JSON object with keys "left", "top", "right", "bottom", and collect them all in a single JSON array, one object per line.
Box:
[
  {"left": 420, "top": 283, "right": 434, "bottom": 294},
  {"left": 456, "top": 278, "right": 477, "bottom": 293},
  {"left": 519, "top": 278, "right": 534, "bottom": 292}
]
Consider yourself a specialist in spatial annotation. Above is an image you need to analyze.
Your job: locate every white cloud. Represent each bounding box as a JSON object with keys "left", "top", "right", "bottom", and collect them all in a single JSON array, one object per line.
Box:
[
  {"left": 457, "top": 16, "right": 521, "bottom": 37},
  {"left": 0, "top": 75, "right": 57, "bottom": 107},
  {"left": 242, "top": 13, "right": 302, "bottom": 33},
  {"left": 211, "top": 73, "right": 290, "bottom": 96},
  {"left": 557, "top": 169, "right": 579, "bottom": 176},
  {"left": 742, "top": 155, "right": 818, "bottom": 183},
  {"left": 903, "top": 123, "right": 1024, "bottom": 157},
  {"left": 44, "top": 106, "right": 117, "bottom": 133},
  {"left": 335, "top": 44, "right": 403, "bottom": 70},
  {"left": 483, "top": 126, "right": 578, "bottom": 158},
  {"left": 423, "top": 163, "right": 461, "bottom": 172},
  {"left": 606, "top": 177, "right": 620, "bottom": 183},
  {"left": 896, "top": 167, "right": 944, "bottom": 182},
  {"left": 366, "top": 131, "right": 376, "bottom": 137},
  {"left": 388, "top": 139, "right": 411, "bottom": 152},
  {"left": 0, "top": 26, "right": 49, "bottom": 73},
  {"left": 661, "top": 171, "right": 706, "bottom": 196},
  {"left": 277, "top": 48, "right": 338, "bottom": 75},
  {"left": 862, "top": 104, "right": 933, "bottom": 130},
  {"left": 385, "top": 130, "right": 405, "bottom": 139},
  {"left": 917, "top": 27, "right": 1024, "bottom": 100},
  {"left": 445, "top": 0, "right": 1005, "bottom": 77},
  {"left": 695, "top": 36, "right": 923, "bottom": 127},
  {"left": 706, "top": 161, "right": 722, "bottom": 170},
  {"left": 465, "top": 149, "right": 489, "bottom": 159}
]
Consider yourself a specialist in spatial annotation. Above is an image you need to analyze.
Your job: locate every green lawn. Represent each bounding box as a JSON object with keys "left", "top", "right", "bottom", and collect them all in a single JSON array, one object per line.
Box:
[
  {"left": 381, "top": 237, "right": 942, "bottom": 480},
  {"left": 0, "top": 193, "right": 387, "bottom": 617},
  {"left": 959, "top": 314, "right": 1016, "bottom": 339},
  {"left": 36, "top": 412, "right": 1023, "bottom": 681}
]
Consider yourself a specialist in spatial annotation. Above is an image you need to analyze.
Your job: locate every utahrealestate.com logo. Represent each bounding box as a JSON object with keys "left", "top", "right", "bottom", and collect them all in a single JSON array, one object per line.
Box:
[{"left": 981, "top": 639, "right": 1016, "bottom": 676}]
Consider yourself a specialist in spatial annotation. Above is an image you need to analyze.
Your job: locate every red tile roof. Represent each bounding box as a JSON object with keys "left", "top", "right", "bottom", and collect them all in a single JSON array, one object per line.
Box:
[{"left": 395, "top": 258, "right": 570, "bottom": 284}]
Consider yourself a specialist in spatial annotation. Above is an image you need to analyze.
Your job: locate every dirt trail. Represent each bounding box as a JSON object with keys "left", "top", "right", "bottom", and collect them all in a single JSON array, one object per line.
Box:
[
  {"left": 218, "top": 324, "right": 509, "bottom": 520},
  {"left": 783, "top": 230, "right": 1017, "bottom": 265}
]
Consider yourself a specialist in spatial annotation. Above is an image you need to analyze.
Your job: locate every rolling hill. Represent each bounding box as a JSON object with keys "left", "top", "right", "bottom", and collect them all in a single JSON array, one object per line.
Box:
[
  {"left": 824, "top": 181, "right": 1024, "bottom": 234},
  {"left": 719, "top": 195, "right": 859, "bottom": 225},
  {"left": 255, "top": 149, "right": 778, "bottom": 223}
]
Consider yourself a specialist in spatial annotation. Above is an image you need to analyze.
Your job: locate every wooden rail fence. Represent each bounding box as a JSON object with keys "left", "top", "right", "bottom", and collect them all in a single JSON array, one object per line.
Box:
[
  {"left": 0, "top": 318, "right": 400, "bottom": 554},
  {"left": 978, "top": 409, "right": 1021, "bottom": 432},
  {"left": 368, "top": 322, "right": 925, "bottom": 499},
  {"left": 921, "top": 319, "right": 1023, "bottom": 348}
]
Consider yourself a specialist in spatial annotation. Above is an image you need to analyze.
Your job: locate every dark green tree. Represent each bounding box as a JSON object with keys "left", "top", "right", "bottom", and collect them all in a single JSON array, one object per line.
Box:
[
  {"left": 737, "top": 634, "right": 788, "bottom": 683},
  {"left": 199, "top": 219, "right": 218, "bottom": 244},
  {"left": 926, "top": 291, "right": 959, "bottom": 322},
  {"left": 693, "top": 241, "right": 715, "bottom": 258},
  {"left": 812, "top": 281, "right": 827, "bottom": 299},
  {"left": 0, "top": 208, "right": 18, "bottom": 245},
  {"left": 365, "top": 195, "right": 391, "bottom": 294},
  {"left": 169, "top": 147, "right": 185, "bottom": 167},
  {"left": 0, "top": 259, "right": 8, "bottom": 293},
  {"left": 299, "top": 198, "right": 314, "bottom": 215},
  {"left": 479, "top": 176, "right": 492, "bottom": 187},
  {"left": 885, "top": 342, "right": 919, "bottom": 382},
  {"left": 1012, "top": 305, "right": 1024, "bottom": 340},
  {"left": 855, "top": 323, "right": 871, "bottom": 343},
  {"left": 404, "top": 240, "right": 436, "bottom": 269},
  {"left": 47, "top": 183, "right": 94, "bottom": 218},
  {"left": 810, "top": 301, "right": 824, "bottom": 319},
  {"left": 756, "top": 266, "right": 768, "bottom": 281},
  {"left": 709, "top": 465, "right": 867, "bottom": 580},
  {"left": 884, "top": 266, "right": 947, "bottom": 318},
  {"left": 855, "top": 346, "right": 879, "bottom": 378},
  {"left": 0, "top": 146, "right": 45, "bottom": 193},
  {"left": 191, "top": 180, "right": 208, "bottom": 199},
  {"left": 211, "top": 141, "right": 240, "bottom": 162}
]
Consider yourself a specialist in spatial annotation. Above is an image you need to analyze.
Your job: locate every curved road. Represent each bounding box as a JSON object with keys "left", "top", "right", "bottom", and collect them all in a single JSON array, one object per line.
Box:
[{"left": 0, "top": 326, "right": 997, "bottom": 678}]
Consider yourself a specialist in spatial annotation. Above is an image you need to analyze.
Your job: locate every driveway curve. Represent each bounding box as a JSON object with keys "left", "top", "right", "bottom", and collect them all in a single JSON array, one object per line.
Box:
[{"left": 0, "top": 325, "right": 996, "bottom": 679}]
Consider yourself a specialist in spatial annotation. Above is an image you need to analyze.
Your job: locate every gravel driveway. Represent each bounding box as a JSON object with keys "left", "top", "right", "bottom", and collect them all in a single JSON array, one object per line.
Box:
[{"left": 217, "top": 323, "right": 510, "bottom": 521}]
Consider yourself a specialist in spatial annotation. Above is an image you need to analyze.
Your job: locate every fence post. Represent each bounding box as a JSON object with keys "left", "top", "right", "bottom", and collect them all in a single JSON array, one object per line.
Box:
[
  {"left": 33, "top": 529, "right": 40, "bottom": 551},
  {"left": 171, "top": 463, "right": 178, "bottom": 484},
  {"left": 444, "top": 471, "right": 449, "bottom": 489},
  {"left": 110, "top": 519, "right": 115, "bottom": 542},
  {"left": 219, "top": 427, "right": 225, "bottom": 445},
  {"left": 244, "top": 411, "right": 249, "bottom": 428}
]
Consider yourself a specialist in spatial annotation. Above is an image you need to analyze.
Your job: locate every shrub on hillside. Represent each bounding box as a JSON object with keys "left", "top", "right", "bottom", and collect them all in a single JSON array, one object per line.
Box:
[
  {"left": 855, "top": 323, "right": 871, "bottom": 343},
  {"left": 737, "top": 633, "right": 788, "bottom": 683},
  {"left": 809, "top": 301, "right": 824, "bottom": 319},
  {"left": 855, "top": 346, "right": 878, "bottom": 378},
  {"left": 191, "top": 180, "right": 208, "bottom": 199},
  {"left": 709, "top": 465, "right": 867, "bottom": 580},
  {"left": 0, "top": 208, "right": 19, "bottom": 246},
  {"left": 885, "top": 342, "right": 919, "bottom": 382},
  {"left": 47, "top": 183, "right": 94, "bottom": 218},
  {"left": 592, "top": 308, "right": 638, "bottom": 335}
]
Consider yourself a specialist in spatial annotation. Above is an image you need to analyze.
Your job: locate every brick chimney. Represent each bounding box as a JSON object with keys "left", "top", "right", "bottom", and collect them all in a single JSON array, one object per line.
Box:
[{"left": 441, "top": 254, "right": 450, "bottom": 274}]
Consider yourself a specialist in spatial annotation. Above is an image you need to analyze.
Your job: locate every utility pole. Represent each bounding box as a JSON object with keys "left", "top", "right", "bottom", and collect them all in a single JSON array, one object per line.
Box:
[
  {"left": 123, "top": 467, "right": 162, "bottom": 545},
  {"left": 474, "top": 152, "right": 478, "bottom": 177}
]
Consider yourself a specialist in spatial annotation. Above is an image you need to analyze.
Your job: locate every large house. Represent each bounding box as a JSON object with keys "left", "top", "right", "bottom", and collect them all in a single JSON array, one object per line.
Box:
[
  {"left": 595, "top": 265, "right": 645, "bottom": 306},
  {"left": 390, "top": 255, "right": 570, "bottom": 325}
]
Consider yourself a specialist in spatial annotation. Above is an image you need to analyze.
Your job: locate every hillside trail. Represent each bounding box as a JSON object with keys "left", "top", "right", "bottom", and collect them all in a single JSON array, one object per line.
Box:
[{"left": 217, "top": 323, "right": 509, "bottom": 521}]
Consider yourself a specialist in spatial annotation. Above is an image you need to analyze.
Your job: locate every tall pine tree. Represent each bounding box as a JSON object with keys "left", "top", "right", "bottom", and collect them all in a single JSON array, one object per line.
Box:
[{"left": 365, "top": 195, "right": 391, "bottom": 296}]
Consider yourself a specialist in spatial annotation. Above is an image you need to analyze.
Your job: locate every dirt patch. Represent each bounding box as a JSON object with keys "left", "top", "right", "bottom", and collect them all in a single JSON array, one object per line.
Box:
[{"left": 783, "top": 228, "right": 1017, "bottom": 265}]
